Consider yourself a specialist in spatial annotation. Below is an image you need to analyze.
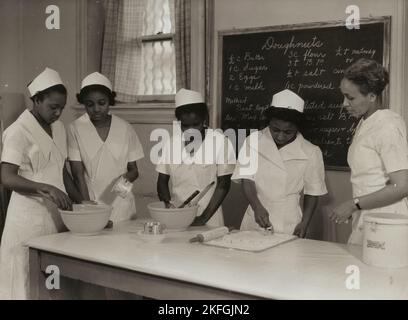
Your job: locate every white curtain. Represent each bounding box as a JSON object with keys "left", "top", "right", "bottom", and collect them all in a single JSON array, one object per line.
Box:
[{"left": 101, "top": 0, "right": 146, "bottom": 102}]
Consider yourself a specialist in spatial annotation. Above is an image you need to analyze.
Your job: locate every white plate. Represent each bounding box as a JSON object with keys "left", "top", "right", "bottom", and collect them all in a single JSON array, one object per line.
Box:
[
  {"left": 165, "top": 227, "right": 187, "bottom": 232},
  {"left": 135, "top": 230, "right": 166, "bottom": 243}
]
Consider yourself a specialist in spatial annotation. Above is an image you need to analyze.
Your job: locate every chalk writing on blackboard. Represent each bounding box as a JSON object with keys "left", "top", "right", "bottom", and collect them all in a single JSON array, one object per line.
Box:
[{"left": 218, "top": 17, "right": 390, "bottom": 170}]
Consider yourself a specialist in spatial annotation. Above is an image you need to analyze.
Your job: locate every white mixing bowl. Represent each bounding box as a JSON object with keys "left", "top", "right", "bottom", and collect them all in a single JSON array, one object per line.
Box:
[
  {"left": 59, "top": 204, "right": 112, "bottom": 235},
  {"left": 147, "top": 202, "right": 199, "bottom": 231}
]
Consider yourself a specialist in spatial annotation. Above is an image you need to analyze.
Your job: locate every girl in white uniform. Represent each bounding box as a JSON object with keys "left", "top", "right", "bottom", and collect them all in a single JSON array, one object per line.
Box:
[
  {"left": 68, "top": 73, "right": 144, "bottom": 223},
  {"left": 0, "top": 68, "right": 81, "bottom": 299},
  {"left": 156, "top": 89, "right": 235, "bottom": 227},
  {"left": 331, "top": 59, "right": 408, "bottom": 245},
  {"left": 232, "top": 89, "right": 327, "bottom": 236}
]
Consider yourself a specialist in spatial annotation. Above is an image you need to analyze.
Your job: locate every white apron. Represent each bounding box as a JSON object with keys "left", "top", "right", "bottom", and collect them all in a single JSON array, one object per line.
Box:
[
  {"left": 170, "top": 162, "right": 223, "bottom": 227},
  {"left": 0, "top": 110, "right": 67, "bottom": 300},
  {"left": 347, "top": 110, "right": 408, "bottom": 245},
  {"left": 156, "top": 129, "right": 236, "bottom": 227},
  {"left": 235, "top": 128, "right": 327, "bottom": 233},
  {"left": 68, "top": 114, "right": 142, "bottom": 223}
]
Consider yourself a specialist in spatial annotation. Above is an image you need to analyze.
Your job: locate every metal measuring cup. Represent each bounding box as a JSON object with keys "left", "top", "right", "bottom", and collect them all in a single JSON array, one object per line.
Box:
[{"left": 143, "top": 221, "right": 165, "bottom": 235}]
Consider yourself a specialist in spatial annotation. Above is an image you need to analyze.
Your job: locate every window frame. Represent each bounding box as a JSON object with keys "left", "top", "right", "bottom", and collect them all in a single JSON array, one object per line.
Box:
[
  {"left": 135, "top": 31, "right": 176, "bottom": 102},
  {"left": 79, "top": 0, "right": 207, "bottom": 111}
]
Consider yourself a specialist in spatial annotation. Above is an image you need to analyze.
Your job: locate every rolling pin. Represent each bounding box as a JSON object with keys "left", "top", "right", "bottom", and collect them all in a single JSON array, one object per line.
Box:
[{"left": 189, "top": 226, "right": 229, "bottom": 243}]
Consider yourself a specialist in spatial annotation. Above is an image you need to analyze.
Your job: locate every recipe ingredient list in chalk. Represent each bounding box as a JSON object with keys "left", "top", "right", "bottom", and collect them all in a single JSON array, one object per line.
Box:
[{"left": 219, "top": 18, "right": 389, "bottom": 169}]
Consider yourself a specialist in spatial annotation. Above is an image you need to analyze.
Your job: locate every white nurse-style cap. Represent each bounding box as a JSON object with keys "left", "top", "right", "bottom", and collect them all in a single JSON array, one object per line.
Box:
[
  {"left": 270, "top": 89, "right": 304, "bottom": 113},
  {"left": 175, "top": 88, "right": 204, "bottom": 108},
  {"left": 27, "top": 68, "right": 64, "bottom": 97},
  {"left": 81, "top": 72, "right": 113, "bottom": 91}
]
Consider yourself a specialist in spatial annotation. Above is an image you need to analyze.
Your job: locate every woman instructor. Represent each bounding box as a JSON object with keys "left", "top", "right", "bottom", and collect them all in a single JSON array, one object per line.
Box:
[{"left": 331, "top": 58, "right": 408, "bottom": 245}]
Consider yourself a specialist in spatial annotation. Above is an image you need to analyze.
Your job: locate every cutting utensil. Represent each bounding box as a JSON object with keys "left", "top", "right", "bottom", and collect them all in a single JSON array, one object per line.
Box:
[
  {"left": 178, "top": 190, "right": 200, "bottom": 208},
  {"left": 189, "top": 181, "right": 216, "bottom": 207}
]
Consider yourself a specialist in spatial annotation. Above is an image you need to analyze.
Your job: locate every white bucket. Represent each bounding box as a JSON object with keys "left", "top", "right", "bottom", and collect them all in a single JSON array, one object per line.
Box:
[{"left": 363, "top": 213, "right": 408, "bottom": 268}]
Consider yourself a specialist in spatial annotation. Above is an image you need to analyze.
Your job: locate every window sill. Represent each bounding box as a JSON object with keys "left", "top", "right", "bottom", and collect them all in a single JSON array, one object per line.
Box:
[
  {"left": 71, "top": 101, "right": 176, "bottom": 124},
  {"left": 134, "top": 94, "right": 175, "bottom": 103}
]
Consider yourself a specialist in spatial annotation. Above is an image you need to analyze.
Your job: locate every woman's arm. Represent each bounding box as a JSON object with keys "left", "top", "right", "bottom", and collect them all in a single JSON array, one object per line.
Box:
[
  {"left": 69, "top": 160, "right": 90, "bottom": 201},
  {"left": 62, "top": 164, "right": 83, "bottom": 204},
  {"left": 124, "top": 161, "right": 139, "bottom": 183},
  {"left": 157, "top": 173, "right": 173, "bottom": 207},
  {"left": 1, "top": 162, "right": 72, "bottom": 210},
  {"left": 241, "top": 178, "right": 272, "bottom": 229},
  {"left": 331, "top": 169, "right": 408, "bottom": 223},
  {"left": 358, "top": 170, "right": 408, "bottom": 209},
  {"left": 191, "top": 175, "right": 232, "bottom": 226}
]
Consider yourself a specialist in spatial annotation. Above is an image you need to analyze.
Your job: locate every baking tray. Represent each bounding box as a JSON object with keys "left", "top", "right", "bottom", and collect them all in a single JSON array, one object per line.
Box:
[{"left": 203, "top": 231, "right": 298, "bottom": 252}]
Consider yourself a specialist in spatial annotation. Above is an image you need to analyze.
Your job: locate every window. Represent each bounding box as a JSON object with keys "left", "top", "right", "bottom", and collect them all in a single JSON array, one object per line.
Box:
[
  {"left": 138, "top": 0, "right": 176, "bottom": 97},
  {"left": 101, "top": 0, "right": 176, "bottom": 103}
]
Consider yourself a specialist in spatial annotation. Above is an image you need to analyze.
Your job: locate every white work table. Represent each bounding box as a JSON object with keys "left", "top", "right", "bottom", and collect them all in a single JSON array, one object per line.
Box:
[{"left": 28, "top": 220, "right": 408, "bottom": 300}]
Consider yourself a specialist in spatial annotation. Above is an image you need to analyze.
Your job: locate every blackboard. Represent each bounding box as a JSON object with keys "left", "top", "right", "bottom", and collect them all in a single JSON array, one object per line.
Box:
[{"left": 218, "top": 17, "right": 390, "bottom": 170}]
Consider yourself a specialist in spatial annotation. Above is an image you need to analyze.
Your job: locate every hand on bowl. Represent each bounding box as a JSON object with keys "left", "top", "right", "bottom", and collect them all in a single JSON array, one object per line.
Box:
[
  {"left": 164, "top": 201, "right": 176, "bottom": 209},
  {"left": 59, "top": 204, "right": 112, "bottom": 235}
]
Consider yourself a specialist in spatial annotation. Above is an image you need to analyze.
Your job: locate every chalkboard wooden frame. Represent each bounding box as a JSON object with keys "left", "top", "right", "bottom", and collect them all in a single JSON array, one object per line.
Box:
[{"left": 216, "top": 16, "right": 391, "bottom": 171}]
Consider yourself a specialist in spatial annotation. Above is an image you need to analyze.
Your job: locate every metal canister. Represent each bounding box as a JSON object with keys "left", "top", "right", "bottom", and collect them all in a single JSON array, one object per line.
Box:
[{"left": 143, "top": 221, "right": 165, "bottom": 235}]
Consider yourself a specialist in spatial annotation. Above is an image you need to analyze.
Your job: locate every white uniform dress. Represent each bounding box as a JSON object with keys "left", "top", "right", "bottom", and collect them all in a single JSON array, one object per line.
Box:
[
  {"left": 232, "top": 127, "right": 327, "bottom": 234},
  {"left": 0, "top": 110, "right": 67, "bottom": 300},
  {"left": 347, "top": 109, "right": 408, "bottom": 245},
  {"left": 156, "top": 129, "right": 235, "bottom": 227},
  {"left": 67, "top": 113, "right": 144, "bottom": 222}
]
